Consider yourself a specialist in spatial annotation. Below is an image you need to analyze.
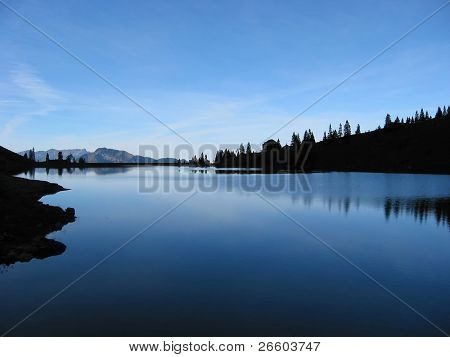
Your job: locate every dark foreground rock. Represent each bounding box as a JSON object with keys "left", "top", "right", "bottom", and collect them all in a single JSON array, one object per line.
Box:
[{"left": 0, "top": 174, "right": 75, "bottom": 265}]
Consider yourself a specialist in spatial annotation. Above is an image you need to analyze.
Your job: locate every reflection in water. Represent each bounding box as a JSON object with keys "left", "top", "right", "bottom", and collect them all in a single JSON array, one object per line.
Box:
[
  {"left": 24, "top": 167, "right": 450, "bottom": 228},
  {"left": 385, "top": 197, "right": 450, "bottom": 227},
  {"left": 277, "top": 192, "right": 450, "bottom": 228},
  {"left": 92, "top": 167, "right": 133, "bottom": 175},
  {"left": 0, "top": 237, "right": 66, "bottom": 266},
  {"left": 33, "top": 166, "right": 134, "bottom": 177},
  {"left": 6, "top": 168, "right": 450, "bottom": 336}
]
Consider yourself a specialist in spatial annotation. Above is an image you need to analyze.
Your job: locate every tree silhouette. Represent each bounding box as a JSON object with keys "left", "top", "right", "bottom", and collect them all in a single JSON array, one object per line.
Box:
[
  {"left": 28, "top": 148, "right": 35, "bottom": 161},
  {"left": 419, "top": 109, "right": 425, "bottom": 121},
  {"left": 308, "top": 129, "right": 315, "bottom": 143},
  {"left": 57, "top": 151, "right": 63, "bottom": 161},
  {"left": 355, "top": 124, "right": 361, "bottom": 135},
  {"left": 327, "top": 124, "right": 333, "bottom": 140},
  {"left": 384, "top": 114, "right": 392, "bottom": 128},
  {"left": 338, "top": 123, "right": 343, "bottom": 138},
  {"left": 46, "top": 153, "right": 50, "bottom": 162},
  {"left": 303, "top": 130, "right": 308, "bottom": 142},
  {"left": 436, "top": 106, "right": 443, "bottom": 119},
  {"left": 246, "top": 142, "right": 252, "bottom": 154},
  {"left": 291, "top": 132, "right": 301, "bottom": 148},
  {"left": 343, "top": 120, "right": 351, "bottom": 136},
  {"left": 239, "top": 143, "right": 245, "bottom": 155}
]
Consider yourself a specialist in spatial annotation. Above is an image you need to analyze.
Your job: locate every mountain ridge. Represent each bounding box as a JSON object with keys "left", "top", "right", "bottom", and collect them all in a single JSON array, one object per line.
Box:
[{"left": 18, "top": 147, "right": 178, "bottom": 164}]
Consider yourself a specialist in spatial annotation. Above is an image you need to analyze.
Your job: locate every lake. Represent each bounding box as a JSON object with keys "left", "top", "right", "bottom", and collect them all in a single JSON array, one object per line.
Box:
[{"left": 2, "top": 167, "right": 450, "bottom": 336}]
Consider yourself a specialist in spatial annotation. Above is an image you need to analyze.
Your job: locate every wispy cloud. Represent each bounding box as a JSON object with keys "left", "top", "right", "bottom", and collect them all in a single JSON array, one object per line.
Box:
[
  {"left": 0, "top": 65, "right": 65, "bottom": 141},
  {"left": 10, "top": 65, "right": 63, "bottom": 108},
  {"left": 0, "top": 116, "right": 28, "bottom": 139}
]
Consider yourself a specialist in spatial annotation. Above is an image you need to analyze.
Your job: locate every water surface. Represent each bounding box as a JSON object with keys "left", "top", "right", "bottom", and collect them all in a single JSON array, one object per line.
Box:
[{"left": 2, "top": 168, "right": 449, "bottom": 336}]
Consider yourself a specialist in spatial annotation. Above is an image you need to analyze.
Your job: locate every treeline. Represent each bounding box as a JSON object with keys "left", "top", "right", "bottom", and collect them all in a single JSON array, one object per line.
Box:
[
  {"left": 23, "top": 150, "right": 86, "bottom": 164},
  {"left": 208, "top": 104, "right": 450, "bottom": 170},
  {"left": 189, "top": 153, "right": 209, "bottom": 167},
  {"left": 323, "top": 105, "right": 450, "bottom": 142},
  {"left": 323, "top": 120, "right": 359, "bottom": 141},
  {"left": 213, "top": 129, "right": 316, "bottom": 169}
]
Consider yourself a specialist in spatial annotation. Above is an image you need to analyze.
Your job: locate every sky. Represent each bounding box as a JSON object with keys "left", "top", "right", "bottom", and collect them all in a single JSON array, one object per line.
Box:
[{"left": 0, "top": 0, "right": 449, "bottom": 158}]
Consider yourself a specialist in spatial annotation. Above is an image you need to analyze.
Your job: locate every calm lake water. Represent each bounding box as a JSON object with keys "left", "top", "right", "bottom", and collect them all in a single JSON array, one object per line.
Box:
[{"left": 2, "top": 168, "right": 450, "bottom": 336}]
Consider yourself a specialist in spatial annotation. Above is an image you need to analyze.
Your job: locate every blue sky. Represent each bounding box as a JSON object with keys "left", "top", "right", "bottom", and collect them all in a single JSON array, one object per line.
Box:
[{"left": 0, "top": 0, "right": 449, "bottom": 157}]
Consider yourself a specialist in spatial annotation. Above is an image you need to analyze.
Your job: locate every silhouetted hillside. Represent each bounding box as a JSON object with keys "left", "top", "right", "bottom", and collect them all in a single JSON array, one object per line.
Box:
[
  {"left": 306, "top": 118, "right": 450, "bottom": 173},
  {"left": 214, "top": 105, "right": 450, "bottom": 174},
  {"left": 0, "top": 146, "right": 33, "bottom": 174}
]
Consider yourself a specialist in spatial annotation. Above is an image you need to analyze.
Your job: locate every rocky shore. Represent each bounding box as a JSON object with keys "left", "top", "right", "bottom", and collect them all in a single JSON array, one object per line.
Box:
[{"left": 0, "top": 174, "right": 75, "bottom": 265}]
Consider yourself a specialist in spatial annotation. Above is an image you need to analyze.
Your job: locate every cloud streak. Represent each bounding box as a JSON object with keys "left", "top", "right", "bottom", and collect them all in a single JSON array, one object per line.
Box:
[{"left": 0, "top": 65, "right": 65, "bottom": 141}]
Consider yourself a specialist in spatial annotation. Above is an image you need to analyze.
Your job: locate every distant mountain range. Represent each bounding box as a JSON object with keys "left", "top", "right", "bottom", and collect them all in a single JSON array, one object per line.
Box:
[
  {"left": 18, "top": 148, "right": 179, "bottom": 164},
  {"left": 19, "top": 149, "right": 88, "bottom": 162}
]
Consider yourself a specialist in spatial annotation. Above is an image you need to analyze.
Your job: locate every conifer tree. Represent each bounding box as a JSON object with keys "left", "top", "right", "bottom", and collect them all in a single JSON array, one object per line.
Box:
[
  {"left": 291, "top": 132, "right": 301, "bottom": 147},
  {"left": 343, "top": 120, "right": 351, "bottom": 136},
  {"left": 355, "top": 124, "right": 361, "bottom": 135},
  {"left": 419, "top": 109, "right": 425, "bottom": 121},
  {"left": 239, "top": 143, "right": 245, "bottom": 155},
  {"left": 384, "top": 114, "right": 392, "bottom": 128},
  {"left": 308, "top": 129, "right": 315, "bottom": 143}
]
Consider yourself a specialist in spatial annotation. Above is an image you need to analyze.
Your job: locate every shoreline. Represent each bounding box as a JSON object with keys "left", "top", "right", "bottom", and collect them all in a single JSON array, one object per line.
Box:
[{"left": 0, "top": 174, "right": 75, "bottom": 265}]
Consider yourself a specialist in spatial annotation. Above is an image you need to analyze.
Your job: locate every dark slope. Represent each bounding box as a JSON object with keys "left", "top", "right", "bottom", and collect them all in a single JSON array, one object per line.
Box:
[
  {"left": 0, "top": 146, "right": 75, "bottom": 265},
  {"left": 306, "top": 119, "right": 450, "bottom": 174},
  {"left": 0, "top": 145, "right": 33, "bottom": 174}
]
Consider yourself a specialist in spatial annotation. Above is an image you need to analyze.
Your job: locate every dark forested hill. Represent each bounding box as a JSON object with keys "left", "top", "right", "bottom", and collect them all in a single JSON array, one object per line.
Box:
[
  {"left": 0, "top": 146, "right": 32, "bottom": 174},
  {"left": 305, "top": 118, "right": 450, "bottom": 174},
  {"left": 212, "top": 107, "right": 450, "bottom": 174}
]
